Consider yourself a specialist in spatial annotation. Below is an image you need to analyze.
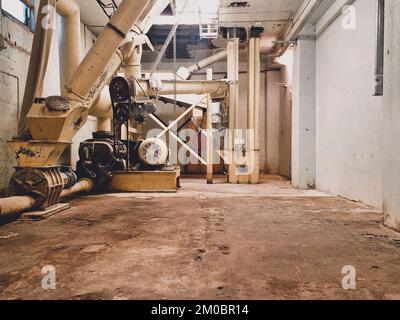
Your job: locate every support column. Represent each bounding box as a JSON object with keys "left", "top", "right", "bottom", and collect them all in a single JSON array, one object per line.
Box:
[
  {"left": 249, "top": 37, "right": 261, "bottom": 184},
  {"left": 383, "top": 0, "right": 400, "bottom": 230},
  {"left": 292, "top": 24, "right": 316, "bottom": 189},
  {"left": 206, "top": 68, "right": 214, "bottom": 184},
  {"left": 227, "top": 39, "right": 240, "bottom": 183}
]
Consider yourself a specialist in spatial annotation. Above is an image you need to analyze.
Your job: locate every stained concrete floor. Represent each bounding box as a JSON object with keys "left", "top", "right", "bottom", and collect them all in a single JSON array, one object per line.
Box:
[{"left": 0, "top": 175, "right": 399, "bottom": 300}]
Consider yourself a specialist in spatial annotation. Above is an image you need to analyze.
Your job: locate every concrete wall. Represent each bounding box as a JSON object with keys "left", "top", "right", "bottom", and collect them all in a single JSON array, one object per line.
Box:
[
  {"left": 314, "top": 0, "right": 383, "bottom": 208},
  {"left": 265, "top": 71, "right": 281, "bottom": 174},
  {"left": 0, "top": 9, "right": 97, "bottom": 192},
  {"left": 383, "top": 0, "right": 400, "bottom": 229},
  {"left": 279, "top": 64, "right": 292, "bottom": 179},
  {"left": 292, "top": 24, "right": 316, "bottom": 189},
  {"left": 0, "top": 12, "right": 43, "bottom": 194}
]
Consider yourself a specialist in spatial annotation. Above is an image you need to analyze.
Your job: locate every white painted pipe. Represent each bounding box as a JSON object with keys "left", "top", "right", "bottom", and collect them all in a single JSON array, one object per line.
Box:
[
  {"left": 56, "top": 0, "right": 81, "bottom": 94},
  {"left": 0, "top": 196, "right": 36, "bottom": 216},
  {"left": 90, "top": 85, "right": 112, "bottom": 118},
  {"left": 60, "top": 179, "right": 93, "bottom": 198},
  {"left": 65, "top": 0, "right": 149, "bottom": 99},
  {"left": 178, "top": 36, "right": 274, "bottom": 79},
  {"left": 268, "top": 0, "right": 321, "bottom": 58},
  {"left": 134, "top": 80, "right": 229, "bottom": 99}
]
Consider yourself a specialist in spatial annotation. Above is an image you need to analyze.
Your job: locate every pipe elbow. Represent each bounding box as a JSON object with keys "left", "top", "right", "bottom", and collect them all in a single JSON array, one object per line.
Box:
[{"left": 56, "top": 0, "right": 80, "bottom": 17}]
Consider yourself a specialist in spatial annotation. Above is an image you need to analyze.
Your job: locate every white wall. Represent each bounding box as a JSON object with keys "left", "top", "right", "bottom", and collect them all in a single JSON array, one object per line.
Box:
[
  {"left": 383, "top": 0, "right": 400, "bottom": 229},
  {"left": 266, "top": 71, "right": 281, "bottom": 174},
  {"left": 314, "top": 0, "right": 383, "bottom": 208},
  {"left": 279, "top": 64, "right": 292, "bottom": 179}
]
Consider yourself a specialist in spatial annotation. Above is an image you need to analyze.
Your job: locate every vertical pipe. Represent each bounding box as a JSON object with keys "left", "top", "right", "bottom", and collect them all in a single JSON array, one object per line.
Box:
[
  {"left": 227, "top": 39, "right": 239, "bottom": 183},
  {"left": 123, "top": 42, "right": 143, "bottom": 139},
  {"left": 246, "top": 38, "right": 255, "bottom": 184},
  {"left": 206, "top": 68, "right": 214, "bottom": 184},
  {"left": 56, "top": 0, "right": 81, "bottom": 95},
  {"left": 374, "top": 0, "right": 385, "bottom": 96},
  {"left": 250, "top": 37, "right": 261, "bottom": 184},
  {"left": 97, "top": 117, "right": 112, "bottom": 132}
]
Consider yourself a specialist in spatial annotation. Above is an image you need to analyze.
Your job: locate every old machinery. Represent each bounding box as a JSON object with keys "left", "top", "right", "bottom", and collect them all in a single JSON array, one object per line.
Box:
[
  {"left": 76, "top": 131, "right": 127, "bottom": 191},
  {"left": 109, "top": 76, "right": 157, "bottom": 125},
  {"left": 8, "top": 166, "right": 76, "bottom": 210},
  {"left": 138, "top": 138, "right": 168, "bottom": 166}
]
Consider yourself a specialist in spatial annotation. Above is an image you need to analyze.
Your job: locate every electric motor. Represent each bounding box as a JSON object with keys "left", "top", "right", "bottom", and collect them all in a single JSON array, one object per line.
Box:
[{"left": 138, "top": 138, "right": 168, "bottom": 166}]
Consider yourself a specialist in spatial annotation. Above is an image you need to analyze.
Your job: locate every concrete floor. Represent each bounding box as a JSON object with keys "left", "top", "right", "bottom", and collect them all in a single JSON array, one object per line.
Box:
[{"left": 0, "top": 175, "right": 399, "bottom": 300}]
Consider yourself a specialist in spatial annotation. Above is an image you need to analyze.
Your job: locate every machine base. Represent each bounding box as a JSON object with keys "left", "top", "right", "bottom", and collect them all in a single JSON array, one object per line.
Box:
[
  {"left": 21, "top": 203, "right": 71, "bottom": 221},
  {"left": 108, "top": 167, "right": 181, "bottom": 193}
]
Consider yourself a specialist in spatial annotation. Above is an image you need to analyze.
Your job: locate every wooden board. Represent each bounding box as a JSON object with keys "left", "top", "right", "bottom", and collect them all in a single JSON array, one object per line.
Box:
[
  {"left": 21, "top": 203, "right": 71, "bottom": 221},
  {"left": 108, "top": 169, "right": 181, "bottom": 193}
]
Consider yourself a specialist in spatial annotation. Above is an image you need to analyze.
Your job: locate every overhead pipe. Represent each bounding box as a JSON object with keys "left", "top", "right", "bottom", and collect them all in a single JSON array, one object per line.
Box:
[
  {"left": 172, "top": 0, "right": 319, "bottom": 75},
  {"left": 65, "top": 0, "right": 149, "bottom": 100},
  {"left": 133, "top": 79, "right": 229, "bottom": 99},
  {"left": 177, "top": 37, "right": 275, "bottom": 79},
  {"left": 267, "top": 0, "right": 322, "bottom": 59},
  {"left": 374, "top": 0, "right": 385, "bottom": 96}
]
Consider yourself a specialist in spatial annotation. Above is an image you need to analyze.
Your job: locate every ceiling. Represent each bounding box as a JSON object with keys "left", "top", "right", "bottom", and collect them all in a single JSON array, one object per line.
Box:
[
  {"left": 219, "top": 0, "right": 305, "bottom": 37},
  {"left": 77, "top": 0, "right": 319, "bottom": 39}
]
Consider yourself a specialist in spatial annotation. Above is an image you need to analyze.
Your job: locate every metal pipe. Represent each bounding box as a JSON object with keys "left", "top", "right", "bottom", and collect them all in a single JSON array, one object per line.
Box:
[
  {"left": 97, "top": 117, "right": 112, "bottom": 131},
  {"left": 0, "top": 178, "right": 93, "bottom": 217},
  {"left": 374, "top": 0, "right": 385, "bottom": 96},
  {"left": 250, "top": 37, "right": 261, "bottom": 184},
  {"left": 134, "top": 79, "right": 229, "bottom": 99},
  {"left": 227, "top": 39, "right": 240, "bottom": 184},
  {"left": 65, "top": 0, "right": 149, "bottom": 99},
  {"left": 178, "top": 37, "right": 275, "bottom": 79},
  {"left": 90, "top": 85, "right": 112, "bottom": 118},
  {"left": 188, "top": 50, "right": 228, "bottom": 74},
  {"left": 0, "top": 196, "right": 36, "bottom": 216},
  {"left": 56, "top": 0, "right": 81, "bottom": 94},
  {"left": 60, "top": 179, "right": 93, "bottom": 199},
  {"left": 268, "top": 0, "right": 321, "bottom": 59}
]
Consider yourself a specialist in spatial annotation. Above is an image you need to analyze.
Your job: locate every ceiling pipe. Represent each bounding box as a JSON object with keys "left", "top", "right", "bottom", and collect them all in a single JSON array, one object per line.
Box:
[
  {"left": 133, "top": 79, "right": 229, "bottom": 100},
  {"left": 267, "top": 0, "right": 322, "bottom": 59},
  {"left": 177, "top": 37, "right": 275, "bottom": 80},
  {"left": 154, "top": 0, "right": 321, "bottom": 77}
]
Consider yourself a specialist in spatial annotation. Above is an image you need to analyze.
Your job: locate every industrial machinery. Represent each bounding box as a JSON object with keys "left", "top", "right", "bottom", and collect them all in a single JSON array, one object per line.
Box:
[
  {"left": 75, "top": 75, "right": 178, "bottom": 193},
  {"left": 0, "top": 0, "right": 261, "bottom": 218}
]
